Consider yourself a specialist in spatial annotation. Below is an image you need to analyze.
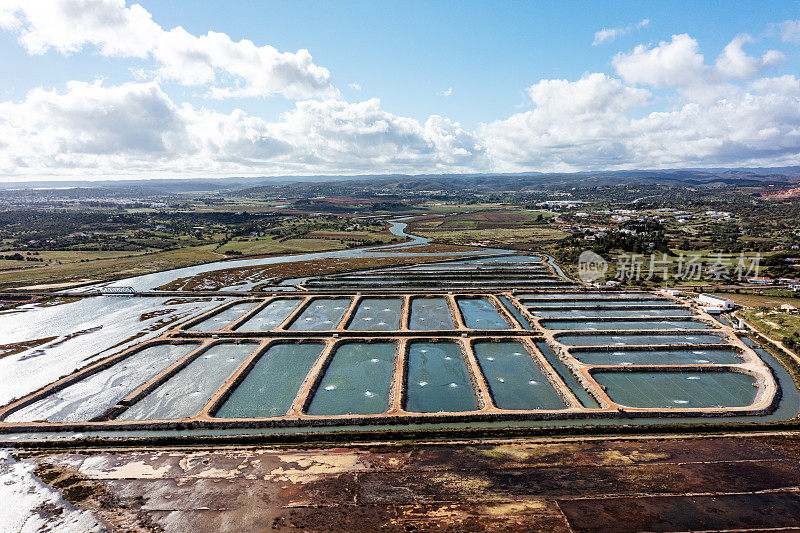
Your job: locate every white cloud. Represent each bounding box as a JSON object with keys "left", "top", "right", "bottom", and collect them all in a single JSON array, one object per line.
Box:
[
  {"left": 0, "top": 0, "right": 336, "bottom": 100},
  {"left": 481, "top": 72, "right": 800, "bottom": 172},
  {"left": 593, "top": 18, "right": 650, "bottom": 46},
  {"left": 613, "top": 33, "right": 783, "bottom": 87},
  {"left": 0, "top": 82, "right": 486, "bottom": 178},
  {"left": 439, "top": 87, "right": 453, "bottom": 97},
  {"left": 348, "top": 83, "right": 362, "bottom": 91},
  {"left": 778, "top": 19, "right": 800, "bottom": 43}
]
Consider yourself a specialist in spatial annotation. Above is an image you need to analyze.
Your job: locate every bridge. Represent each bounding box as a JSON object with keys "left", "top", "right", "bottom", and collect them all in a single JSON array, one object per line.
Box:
[{"left": 100, "top": 286, "right": 137, "bottom": 295}]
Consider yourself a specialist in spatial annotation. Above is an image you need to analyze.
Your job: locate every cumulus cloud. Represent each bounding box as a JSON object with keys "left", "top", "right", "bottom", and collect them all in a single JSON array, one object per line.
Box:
[
  {"left": 0, "top": 82, "right": 486, "bottom": 177},
  {"left": 439, "top": 87, "right": 453, "bottom": 97},
  {"left": 0, "top": 0, "right": 336, "bottom": 99},
  {"left": 481, "top": 72, "right": 800, "bottom": 172},
  {"left": 613, "top": 33, "right": 783, "bottom": 87},
  {"left": 348, "top": 83, "right": 362, "bottom": 91},
  {"left": 593, "top": 18, "right": 649, "bottom": 46}
]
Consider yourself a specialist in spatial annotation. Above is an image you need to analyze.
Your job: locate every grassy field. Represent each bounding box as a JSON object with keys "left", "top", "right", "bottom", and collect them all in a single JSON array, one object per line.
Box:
[
  {"left": 0, "top": 245, "right": 225, "bottom": 290},
  {"left": 408, "top": 210, "right": 566, "bottom": 246},
  {"left": 713, "top": 291, "right": 800, "bottom": 308},
  {"left": 741, "top": 309, "right": 800, "bottom": 347}
]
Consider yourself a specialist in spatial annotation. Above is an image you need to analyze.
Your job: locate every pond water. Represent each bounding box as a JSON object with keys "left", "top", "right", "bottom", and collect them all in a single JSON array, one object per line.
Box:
[
  {"left": 287, "top": 298, "right": 351, "bottom": 331},
  {"left": 530, "top": 309, "right": 693, "bottom": 318},
  {"left": 522, "top": 299, "right": 676, "bottom": 307},
  {"left": 115, "top": 343, "right": 257, "bottom": 421},
  {"left": 593, "top": 371, "right": 757, "bottom": 408},
  {"left": 473, "top": 342, "right": 565, "bottom": 410},
  {"left": 189, "top": 301, "right": 260, "bottom": 331},
  {"left": 457, "top": 298, "right": 511, "bottom": 329},
  {"left": 405, "top": 342, "right": 478, "bottom": 413},
  {"left": 346, "top": 299, "right": 402, "bottom": 331},
  {"left": 235, "top": 299, "right": 303, "bottom": 331},
  {"left": 498, "top": 296, "right": 532, "bottom": 329},
  {"left": 573, "top": 348, "right": 744, "bottom": 366},
  {"left": 534, "top": 342, "right": 600, "bottom": 408},
  {"left": 541, "top": 319, "right": 714, "bottom": 331},
  {"left": 4, "top": 343, "right": 199, "bottom": 423},
  {"left": 214, "top": 343, "right": 324, "bottom": 418},
  {"left": 306, "top": 343, "right": 396, "bottom": 415},
  {"left": 557, "top": 333, "right": 726, "bottom": 346},
  {"left": 409, "top": 298, "right": 455, "bottom": 330}
]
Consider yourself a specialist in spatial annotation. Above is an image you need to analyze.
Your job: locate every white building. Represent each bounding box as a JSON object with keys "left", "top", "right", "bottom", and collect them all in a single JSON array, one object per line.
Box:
[{"left": 697, "top": 293, "right": 735, "bottom": 311}]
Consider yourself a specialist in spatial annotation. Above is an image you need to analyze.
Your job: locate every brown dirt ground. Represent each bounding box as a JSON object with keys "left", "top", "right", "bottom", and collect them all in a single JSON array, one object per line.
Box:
[{"left": 19, "top": 435, "right": 800, "bottom": 532}]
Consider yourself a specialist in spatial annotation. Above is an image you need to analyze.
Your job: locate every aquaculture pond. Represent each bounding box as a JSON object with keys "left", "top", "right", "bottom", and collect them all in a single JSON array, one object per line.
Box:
[
  {"left": 214, "top": 343, "right": 324, "bottom": 418},
  {"left": 307, "top": 343, "right": 396, "bottom": 415},
  {"left": 498, "top": 296, "right": 532, "bottom": 329},
  {"left": 409, "top": 298, "right": 455, "bottom": 330},
  {"left": 522, "top": 299, "right": 676, "bottom": 307},
  {"left": 541, "top": 319, "right": 713, "bottom": 331},
  {"left": 529, "top": 309, "right": 693, "bottom": 318},
  {"left": 473, "top": 342, "right": 565, "bottom": 410},
  {"left": 235, "top": 299, "right": 303, "bottom": 331},
  {"left": 287, "top": 298, "right": 351, "bottom": 331},
  {"left": 593, "top": 371, "right": 758, "bottom": 408},
  {"left": 116, "top": 343, "right": 257, "bottom": 421},
  {"left": 346, "top": 299, "right": 402, "bottom": 331},
  {"left": 519, "top": 293, "right": 653, "bottom": 300},
  {"left": 405, "top": 342, "right": 478, "bottom": 413},
  {"left": 572, "top": 348, "right": 744, "bottom": 366},
  {"left": 4, "top": 343, "right": 200, "bottom": 423},
  {"left": 189, "top": 302, "right": 260, "bottom": 331},
  {"left": 535, "top": 342, "right": 599, "bottom": 408},
  {"left": 457, "top": 298, "right": 511, "bottom": 329},
  {"left": 557, "top": 333, "right": 727, "bottom": 346}
]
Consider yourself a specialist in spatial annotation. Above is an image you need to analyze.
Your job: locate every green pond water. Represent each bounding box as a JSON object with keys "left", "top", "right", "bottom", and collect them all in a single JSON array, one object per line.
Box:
[
  {"left": 557, "top": 333, "right": 725, "bottom": 346},
  {"left": 307, "top": 343, "right": 396, "bottom": 415},
  {"left": 593, "top": 371, "right": 757, "bottom": 408},
  {"left": 534, "top": 342, "right": 600, "bottom": 408},
  {"left": 573, "top": 348, "right": 743, "bottom": 366},
  {"left": 531, "top": 309, "right": 692, "bottom": 318},
  {"left": 474, "top": 342, "right": 565, "bottom": 410},
  {"left": 405, "top": 342, "right": 478, "bottom": 413},
  {"left": 214, "top": 343, "right": 324, "bottom": 418},
  {"left": 542, "top": 319, "right": 714, "bottom": 331}
]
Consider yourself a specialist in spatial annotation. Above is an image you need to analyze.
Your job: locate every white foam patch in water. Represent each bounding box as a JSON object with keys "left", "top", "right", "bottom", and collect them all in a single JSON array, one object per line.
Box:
[
  {"left": 449, "top": 382, "right": 458, "bottom": 387},
  {"left": 419, "top": 381, "right": 427, "bottom": 386},
  {"left": 487, "top": 357, "right": 494, "bottom": 361},
  {"left": 325, "top": 385, "right": 336, "bottom": 391},
  {"left": 498, "top": 378, "right": 505, "bottom": 383},
  {"left": 364, "top": 390, "right": 374, "bottom": 397},
  {"left": 696, "top": 359, "right": 710, "bottom": 363},
  {"left": 673, "top": 399, "right": 690, "bottom": 404},
  {"left": 686, "top": 376, "right": 700, "bottom": 380},
  {"left": 370, "top": 358, "right": 379, "bottom": 363},
  {"left": 529, "top": 380, "right": 537, "bottom": 384}
]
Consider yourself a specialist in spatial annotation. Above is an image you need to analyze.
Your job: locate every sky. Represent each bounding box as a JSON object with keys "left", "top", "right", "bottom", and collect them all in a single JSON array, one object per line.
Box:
[{"left": 2, "top": 0, "right": 800, "bottom": 181}]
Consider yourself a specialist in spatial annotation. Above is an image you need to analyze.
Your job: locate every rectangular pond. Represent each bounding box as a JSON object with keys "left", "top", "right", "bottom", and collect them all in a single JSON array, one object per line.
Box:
[
  {"left": 405, "top": 342, "right": 478, "bottom": 413},
  {"left": 346, "top": 299, "right": 402, "bottom": 331},
  {"left": 235, "top": 299, "right": 303, "bottom": 331},
  {"left": 287, "top": 298, "right": 351, "bottom": 331},
  {"left": 557, "top": 333, "right": 726, "bottom": 346},
  {"left": 530, "top": 309, "right": 693, "bottom": 318},
  {"left": 306, "top": 343, "right": 396, "bottom": 416},
  {"left": 189, "top": 302, "right": 260, "bottom": 331},
  {"left": 214, "top": 343, "right": 325, "bottom": 418},
  {"left": 522, "top": 299, "right": 675, "bottom": 307},
  {"left": 519, "top": 292, "right": 653, "bottom": 299},
  {"left": 473, "top": 342, "right": 565, "bottom": 410},
  {"left": 409, "top": 298, "right": 455, "bottom": 330},
  {"left": 593, "top": 371, "right": 758, "bottom": 408},
  {"left": 457, "top": 298, "right": 511, "bottom": 329},
  {"left": 4, "top": 343, "right": 200, "bottom": 423},
  {"left": 573, "top": 348, "right": 744, "bottom": 366},
  {"left": 541, "top": 319, "right": 713, "bottom": 331},
  {"left": 115, "top": 343, "right": 257, "bottom": 421}
]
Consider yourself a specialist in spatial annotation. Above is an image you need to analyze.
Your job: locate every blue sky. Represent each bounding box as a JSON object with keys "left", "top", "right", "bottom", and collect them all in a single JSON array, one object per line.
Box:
[{"left": 2, "top": 0, "right": 800, "bottom": 180}]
